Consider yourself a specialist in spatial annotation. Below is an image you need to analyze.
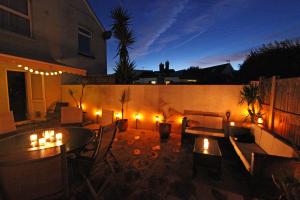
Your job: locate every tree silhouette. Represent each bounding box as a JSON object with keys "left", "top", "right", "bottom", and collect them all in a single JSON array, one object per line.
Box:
[
  {"left": 238, "top": 40, "right": 300, "bottom": 82},
  {"left": 111, "top": 7, "right": 135, "bottom": 84}
]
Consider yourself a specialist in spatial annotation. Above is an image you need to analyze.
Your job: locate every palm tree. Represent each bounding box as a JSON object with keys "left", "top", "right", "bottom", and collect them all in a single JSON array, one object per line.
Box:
[
  {"left": 240, "top": 83, "right": 262, "bottom": 123},
  {"left": 111, "top": 7, "right": 135, "bottom": 84}
]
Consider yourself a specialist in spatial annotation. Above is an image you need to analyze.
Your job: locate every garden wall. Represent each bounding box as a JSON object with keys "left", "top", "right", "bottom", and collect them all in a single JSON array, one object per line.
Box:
[{"left": 61, "top": 85, "right": 246, "bottom": 132}]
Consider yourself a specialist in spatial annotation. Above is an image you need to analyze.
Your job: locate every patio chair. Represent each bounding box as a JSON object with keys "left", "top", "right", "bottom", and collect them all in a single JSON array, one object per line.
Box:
[
  {"left": 0, "top": 111, "right": 16, "bottom": 135},
  {"left": 61, "top": 106, "right": 83, "bottom": 126},
  {"left": 70, "top": 121, "right": 119, "bottom": 200},
  {"left": 0, "top": 145, "right": 68, "bottom": 200}
]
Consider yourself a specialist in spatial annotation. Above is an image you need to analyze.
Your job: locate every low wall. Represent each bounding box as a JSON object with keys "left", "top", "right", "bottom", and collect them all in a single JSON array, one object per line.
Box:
[{"left": 61, "top": 85, "right": 247, "bottom": 132}]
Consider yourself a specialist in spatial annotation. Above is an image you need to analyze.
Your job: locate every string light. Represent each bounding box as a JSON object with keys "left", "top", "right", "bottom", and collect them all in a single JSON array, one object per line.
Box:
[{"left": 16, "top": 64, "right": 63, "bottom": 76}]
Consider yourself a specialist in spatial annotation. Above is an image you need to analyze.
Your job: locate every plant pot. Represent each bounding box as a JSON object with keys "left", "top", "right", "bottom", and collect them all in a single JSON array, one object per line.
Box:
[
  {"left": 159, "top": 123, "right": 171, "bottom": 139},
  {"left": 118, "top": 119, "right": 128, "bottom": 132}
]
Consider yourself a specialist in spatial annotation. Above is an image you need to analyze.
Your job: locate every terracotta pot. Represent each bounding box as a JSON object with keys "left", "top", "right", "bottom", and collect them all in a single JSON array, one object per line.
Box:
[
  {"left": 159, "top": 123, "right": 171, "bottom": 139},
  {"left": 118, "top": 119, "right": 128, "bottom": 132}
]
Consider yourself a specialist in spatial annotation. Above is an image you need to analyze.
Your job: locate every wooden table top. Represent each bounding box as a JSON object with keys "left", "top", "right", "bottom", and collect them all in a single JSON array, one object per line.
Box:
[
  {"left": 193, "top": 137, "right": 222, "bottom": 157},
  {"left": 0, "top": 127, "right": 94, "bottom": 163}
]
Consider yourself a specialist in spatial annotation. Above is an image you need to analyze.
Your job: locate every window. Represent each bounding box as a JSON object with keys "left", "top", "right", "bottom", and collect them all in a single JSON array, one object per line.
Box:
[
  {"left": 78, "top": 27, "right": 92, "bottom": 56},
  {"left": 0, "top": 0, "right": 31, "bottom": 36}
]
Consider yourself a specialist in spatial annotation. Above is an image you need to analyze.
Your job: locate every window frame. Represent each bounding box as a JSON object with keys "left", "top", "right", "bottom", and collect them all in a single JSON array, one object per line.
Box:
[
  {"left": 78, "top": 26, "right": 93, "bottom": 57},
  {"left": 0, "top": 0, "right": 32, "bottom": 37}
]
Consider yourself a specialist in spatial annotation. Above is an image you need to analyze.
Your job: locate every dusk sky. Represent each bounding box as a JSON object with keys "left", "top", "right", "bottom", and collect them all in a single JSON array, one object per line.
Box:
[{"left": 89, "top": 0, "right": 300, "bottom": 74}]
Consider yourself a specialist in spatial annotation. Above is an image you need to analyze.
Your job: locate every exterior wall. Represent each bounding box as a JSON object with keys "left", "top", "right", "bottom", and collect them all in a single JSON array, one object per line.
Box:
[
  {"left": 62, "top": 85, "right": 247, "bottom": 132},
  {"left": 0, "top": 63, "right": 61, "bottom": 120},
  {"left": 0, "top": 0, "right": 107, "bottom": 75}
]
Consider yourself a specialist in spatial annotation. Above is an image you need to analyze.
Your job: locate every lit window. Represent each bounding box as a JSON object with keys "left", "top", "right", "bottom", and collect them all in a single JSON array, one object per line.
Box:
[
  {"left": 78, "top": 27, "right": 92, "bottom": 56},
  {"left": 0, "top": 0, "right": 31, "bottom": 36}
]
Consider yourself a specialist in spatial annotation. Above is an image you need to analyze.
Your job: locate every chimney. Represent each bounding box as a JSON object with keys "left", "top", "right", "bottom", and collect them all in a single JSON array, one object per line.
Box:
[{"left": 159, "top": 63, "right": 164, "bottom": 72}]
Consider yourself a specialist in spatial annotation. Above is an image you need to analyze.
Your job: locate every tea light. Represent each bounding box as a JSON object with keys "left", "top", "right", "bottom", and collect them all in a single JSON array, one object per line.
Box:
[
  {"left": 203, "top": 138, "right": 209, "bottom": 150},
  {"left": 50, "top": 130, "right": 55, "bottom": 137},
  {"left": 56, "top": 133, "right": 62, "bottom": 140},
  {"left": 44, "top": 131, "right": 50, "bottom": 139},
  {"left": 39, "top": 138, "right": 46, "bottom": 146},
  {"left": 31, "top": 141, "right": 37, "bottom": 147},
  {"left": 30, "top": 134, "right": 37, "bottom": 142}
]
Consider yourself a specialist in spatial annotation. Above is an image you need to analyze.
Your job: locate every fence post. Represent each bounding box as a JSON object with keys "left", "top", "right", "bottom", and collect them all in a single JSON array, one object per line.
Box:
[{"left": 268, "top": 76, "right": 276, "bottom": 131}]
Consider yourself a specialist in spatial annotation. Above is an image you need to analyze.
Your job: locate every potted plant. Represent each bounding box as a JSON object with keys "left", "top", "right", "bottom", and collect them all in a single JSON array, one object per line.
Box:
[
  {"left": 159, "top": 109, "right": 172, "bottom": 139},
  {"left": 239, "top": 83, "right": 263, "bottom": 123},
  {"left": 118, "top": 89, "right": 130, "bottom": 132}
]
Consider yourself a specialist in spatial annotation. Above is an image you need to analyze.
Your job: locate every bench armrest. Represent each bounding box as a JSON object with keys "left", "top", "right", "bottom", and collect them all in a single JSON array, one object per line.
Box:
[{"left": 251, "top": 152, "right": 299, "bottom": 178}]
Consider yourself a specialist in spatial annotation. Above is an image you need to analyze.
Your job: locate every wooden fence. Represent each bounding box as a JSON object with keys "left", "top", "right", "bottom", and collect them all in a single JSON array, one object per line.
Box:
[{"left": 260, "top": 77, "right": 300, "bottom": 148}]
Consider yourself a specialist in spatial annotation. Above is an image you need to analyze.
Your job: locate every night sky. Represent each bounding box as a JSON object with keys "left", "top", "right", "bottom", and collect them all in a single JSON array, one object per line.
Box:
[{"left": 88, "top": 0, "right": 300, "bottom": 74}]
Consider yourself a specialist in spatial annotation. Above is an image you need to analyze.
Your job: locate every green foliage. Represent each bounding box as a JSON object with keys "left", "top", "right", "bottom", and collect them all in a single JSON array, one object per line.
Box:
[
  {"left": 239, "top": 40, "right": 300, "bottom": 82},
  {"left": 111, "top": 7, "right": 136, "bottom": 84},
  {"left": 239, "top": 83, "right": 262, "bottom": 123}
]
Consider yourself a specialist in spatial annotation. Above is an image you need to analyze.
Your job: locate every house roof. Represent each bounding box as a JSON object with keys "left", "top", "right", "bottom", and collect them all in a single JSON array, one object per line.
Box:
[
  {"left": 83, "top": 0, "right": 106, "bottom": 32},
  {"left": 201, "top": 63, "right": 233, "bottom": 74}
]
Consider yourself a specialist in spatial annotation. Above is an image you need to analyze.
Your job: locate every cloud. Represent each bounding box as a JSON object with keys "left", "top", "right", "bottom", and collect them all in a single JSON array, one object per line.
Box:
[
  {"left": 170, "top": 0, "right": 248, "bottom": 50},
  {"left": 191, "top": 48, "right": 251, "bottom": 67},
  {"left": 131, "top": 0, "right": 189, "bottom": 58}
]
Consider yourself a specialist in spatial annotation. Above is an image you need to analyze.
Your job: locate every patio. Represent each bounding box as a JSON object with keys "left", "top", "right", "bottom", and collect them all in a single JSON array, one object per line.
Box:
[{"left": 73, "top": 126, "right": 251, "bottom": 200}]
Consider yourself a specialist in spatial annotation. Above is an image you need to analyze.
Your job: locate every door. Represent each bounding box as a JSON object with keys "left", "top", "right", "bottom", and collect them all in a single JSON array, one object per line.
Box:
[{"left": 7, "top": 71, "right": 27, "bottom": 121}]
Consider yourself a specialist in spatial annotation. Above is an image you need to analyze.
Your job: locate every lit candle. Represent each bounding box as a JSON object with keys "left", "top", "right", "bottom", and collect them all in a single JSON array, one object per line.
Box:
[
  {"left": 31, "top": 141, "right": 37, "bottom": 147},
  {"left": 44, "top": 131, "right": 51, "bottom": 140},
  {"left": 30, "top": 134, "right": 37, "bottom": 142},
  {"left": 203, "top": 138, "right": 209, "bottom": 150},
  {"left": 56, "top": 133, "right": 62, "bottom": 141},
  {"left": 257, "top": 117, "right": 263, "bottom": 124},
  {"left": 230, "top": 121, "right": 235, "bottom": 126},
  {"left": 39, "top": 138, "right": 46, "bottom": 146},
  {"left": 50, "top": 130, "right": 55, "bottom": 137}
]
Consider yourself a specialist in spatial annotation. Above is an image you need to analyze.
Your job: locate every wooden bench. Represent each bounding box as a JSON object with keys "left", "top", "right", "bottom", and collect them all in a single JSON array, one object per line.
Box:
[{"left": 181, "top": 110, "right": 225, "bottom": 143}]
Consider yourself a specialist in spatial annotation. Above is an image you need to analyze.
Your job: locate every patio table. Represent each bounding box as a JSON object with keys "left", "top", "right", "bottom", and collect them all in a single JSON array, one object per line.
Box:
[{"left": 0, "top": 127, "right": 94, "bottom": 162}]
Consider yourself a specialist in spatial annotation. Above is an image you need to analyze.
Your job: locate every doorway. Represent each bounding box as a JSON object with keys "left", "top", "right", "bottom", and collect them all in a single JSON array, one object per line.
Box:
[{"left": 7, "top": 71, "right": 27, "bottom": 122}]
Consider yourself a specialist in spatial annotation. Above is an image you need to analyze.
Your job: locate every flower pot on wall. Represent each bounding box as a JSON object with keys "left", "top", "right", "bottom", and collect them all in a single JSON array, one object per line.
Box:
[
  {"left": 118, "top": 119, "right": 128, "bottom": 132},
  {"left": 159, "top": 123, "right": 171, "bottom": 139}
]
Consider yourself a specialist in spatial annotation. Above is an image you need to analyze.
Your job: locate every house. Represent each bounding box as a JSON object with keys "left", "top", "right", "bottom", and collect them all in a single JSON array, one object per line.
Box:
[
  {"left": 134, "top": 63, "right": 235, "bottom": 84},
  {"left": 0, "top": 0, "right": 108, "bottom": 122}
]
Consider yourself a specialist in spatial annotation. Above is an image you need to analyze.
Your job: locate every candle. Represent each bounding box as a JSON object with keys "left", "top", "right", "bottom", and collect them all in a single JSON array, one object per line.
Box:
[
  {"left": 56, "top": 133, "right": 62, "bottom": 141},
  {"left": 203, "top": 138, "right": 209, "bottom": 150},
  {"left": 31, "top": 141, "right": 37, "bottom": 147},
  {"left": 230, "top": 121, "right": 235, "bottom": 126},
  {"left": 30, "top": 134, "right": 37, "bottom": 142},
  {"left": 39, "top": 138, "right": 46, "bottom": 146},
  {"left": 44, "top": 131, "right": 50, "bottom": 139},
  {"left": 50, "top": 130, "right": 55, "bottom": 137}
]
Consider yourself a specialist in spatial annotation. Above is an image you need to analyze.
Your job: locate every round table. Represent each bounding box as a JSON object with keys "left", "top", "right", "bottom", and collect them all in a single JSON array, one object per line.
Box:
[{"left": 0, "top": 127, "right": 94, "bottom": 162}]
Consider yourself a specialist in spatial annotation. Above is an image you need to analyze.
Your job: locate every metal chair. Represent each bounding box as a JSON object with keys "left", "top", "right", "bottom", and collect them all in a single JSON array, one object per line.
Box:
[
  {"left": 71, "top": 121, "right": 119, "bottom": 200},
  {"left": 0, "top": 145, "right": 68, "bottom": 200}
]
